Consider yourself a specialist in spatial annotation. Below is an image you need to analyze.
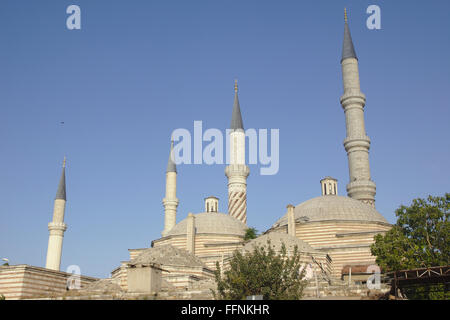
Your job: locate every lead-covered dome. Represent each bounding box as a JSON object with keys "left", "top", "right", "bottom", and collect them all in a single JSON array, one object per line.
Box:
[
  {"left": 272, "top": 195, "right": 389, "bottom": 229},
  {"left": 166, "top": 212, "right": 247, "bottom": 237},
  {"left": 243, "top": 232, "right": 318, "bottom": 254},
  {"left": 130, "top": 244, "right": 206, "bottom": 267}
]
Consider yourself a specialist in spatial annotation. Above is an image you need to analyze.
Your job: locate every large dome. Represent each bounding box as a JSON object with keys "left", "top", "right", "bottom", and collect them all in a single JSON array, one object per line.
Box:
[
  {"left": 272, "top": 195, "right": 389, "bottom": 229},
  {"left": 166, "top": 212, "right": 247, "bottom": 237}
]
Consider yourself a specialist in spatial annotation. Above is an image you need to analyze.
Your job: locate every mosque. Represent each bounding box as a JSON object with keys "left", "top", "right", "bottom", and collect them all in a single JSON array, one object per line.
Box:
[{"left": 0, "top": 12, "right": 392, "bottom": 299}]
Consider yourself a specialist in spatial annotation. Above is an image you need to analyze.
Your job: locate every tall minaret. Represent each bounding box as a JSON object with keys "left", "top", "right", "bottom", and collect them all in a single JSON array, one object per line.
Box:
[
  {"left": 162, "top": 140, "right": 179, "bottom": 236},
  {"left": 340, "top": 9, "right": 376, "bottom": 207},
  {"left": 225, "top": 80, "right": 250, "bottom": 224},
  {"left": 45, "top": 157, "right": 68, "bottom": 271}
]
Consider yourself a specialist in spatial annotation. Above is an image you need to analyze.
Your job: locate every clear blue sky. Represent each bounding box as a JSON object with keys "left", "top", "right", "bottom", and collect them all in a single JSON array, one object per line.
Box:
[{"left": 1, "top": 0, "right": 449, "bottom": 278}]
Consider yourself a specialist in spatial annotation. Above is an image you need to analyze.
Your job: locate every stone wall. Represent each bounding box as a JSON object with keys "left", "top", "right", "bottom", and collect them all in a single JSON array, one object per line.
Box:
[
  {"left": 0, "top": 265, "right": 98, "bottom": 300},
  {"left": 272, "top": 221, "right": 390, "bottom": 278},
  {"left": 111, "top": 262, "right": 215, "bottom": 292}
]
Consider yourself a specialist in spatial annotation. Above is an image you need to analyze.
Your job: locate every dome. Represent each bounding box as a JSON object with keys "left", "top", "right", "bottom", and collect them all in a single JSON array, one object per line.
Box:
[
  {"left": 243, "top": 232, "right": 318, "bottom": 254},
  {"left": 130, "top": 244, "right": 206, "bottom": 267},
  {"left": 271, "top": 195, "right": 389, "bottom": 229},
  {"left": 78, "top": 279, "right": 123, "bottom": 293},
  {"left": 166, "top": 212, "right": 247, "bottom": 237}
]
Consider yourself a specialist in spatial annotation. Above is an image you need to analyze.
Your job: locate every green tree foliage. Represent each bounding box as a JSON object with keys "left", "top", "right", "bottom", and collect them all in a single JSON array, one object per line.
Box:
[
  {"left": 243, "top": 227, "right": 258, "bottom": 241},
  {"left": 371, "top": 194, "right": 449, "bottom": 271},
  {"left": 213, "top": 241, "right": 307, "bottom": 300},
  {"left": 371, "top": 194, "right": 449, "bottom": 300}
]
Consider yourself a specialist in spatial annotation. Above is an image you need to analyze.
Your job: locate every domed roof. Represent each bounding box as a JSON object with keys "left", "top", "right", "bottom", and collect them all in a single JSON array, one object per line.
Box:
[
  {"left": 243, "top": 232, "right": 318, "bottom": 254},
  {"left": 166, "top": 212, "right": 247, "bottom": 237},
  {"left": 271, "top": 195, "right": 389, "bottom": 229},
  {"left": 78, "top": 279, "right": 123, "bottom": 293},
  {"left": 130, "top": 244, "right": 206, "bottom": 267}
]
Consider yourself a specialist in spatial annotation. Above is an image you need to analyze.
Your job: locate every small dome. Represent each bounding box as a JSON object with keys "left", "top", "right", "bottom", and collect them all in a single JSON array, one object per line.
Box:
[
  {"left": 77, "top": 279, "right": 123, "bottom": 293},
  {"left": 271, "top": 195, "right": 389, "bottom": 228},
  {"left": 130, "top": 245, "right": 206, "bottom": 267},
  {"left": 166, "top": 212, "right": 247, "bottom": 237},
  {"left": 243, "top": 232, "right": 317, "bottom": 254}
]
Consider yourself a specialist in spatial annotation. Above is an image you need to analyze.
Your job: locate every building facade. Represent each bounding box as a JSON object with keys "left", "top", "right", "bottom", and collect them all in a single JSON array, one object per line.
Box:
[{"left": 0, "top": 12, "right": 392, "bottom": 299}]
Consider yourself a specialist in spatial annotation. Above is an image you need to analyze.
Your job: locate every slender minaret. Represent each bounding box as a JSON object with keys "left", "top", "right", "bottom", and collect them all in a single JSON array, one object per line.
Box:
[
  {"left": 45, "top": 157, "right": 68, "bottom": 271},
  {"left": 340, "top": 9, "right": 376, "bottom": 207},
  {"left": 162, "top": 140, "right": 179, "bottom": 236},
  {"left": 225, "top": 80, "right": 250, "bottom": 224}
]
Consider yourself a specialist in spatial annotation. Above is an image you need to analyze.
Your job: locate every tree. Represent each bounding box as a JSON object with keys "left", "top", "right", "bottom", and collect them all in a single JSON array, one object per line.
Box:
[
  {"left": 371, "top": 194, "right": 449, "bottom": 299},
  {"left": 371, "top": 194, "right": 449, "bottom": 271},
  {"left": 243, "top": 227, "right": 258, "bottom": 241},
  {"left": 213, "top": 240, "right": 307, "bottom": 300}
]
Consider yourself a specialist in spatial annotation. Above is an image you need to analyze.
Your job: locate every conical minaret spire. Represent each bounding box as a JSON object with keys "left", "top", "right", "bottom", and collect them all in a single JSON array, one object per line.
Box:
[
  {"left": 45, "top": 157, "right": 68, "bottom": 271},
  {"left": 342, "top": 8, "right": 357, "bottom": 62},
  {"left": 339, "top": 10, "right": 376, "bottom": 207},
  {"left": 55, "top": 156, "right": 66, "bottom": 200},
  {"left": 231, "top": 80, "right": 244, "bottom": 130},
  {"left": 162, "top": 139, "right": 179, "bottom": 236},
  {"left": 166, "top": 140, "right": 177, "bottom": 173},
  {"left": 225, "top": 80, "right": 249, "bottom": 224}
]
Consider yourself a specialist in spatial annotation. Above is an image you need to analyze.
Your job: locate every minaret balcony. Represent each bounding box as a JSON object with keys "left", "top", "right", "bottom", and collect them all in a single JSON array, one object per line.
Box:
[
  {"left": 162, "top": 198, "right": 179, "bottom": 206},
  {"left": 48, "top": 222, "right": 67, "bottom": 232},
  {"left": 343, "top": 136, "right": 371, "bottom": 151},
  {"left": 340, "top": 92, "right": 366, "bottom": 108},
  {"left": 225, "top": 164, "right": 250, "bottom": 178}
]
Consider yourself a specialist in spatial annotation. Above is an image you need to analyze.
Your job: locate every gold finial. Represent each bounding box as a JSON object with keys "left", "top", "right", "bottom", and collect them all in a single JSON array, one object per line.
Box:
[
  {"left": 62, "top": 156, "right": 66, "bottom": 168},
  {"left": 234, "top": 79, "right": 238, "bottom": 93},
  {"left": 344, "top": 8, "right": 348, "bottom": 23}
]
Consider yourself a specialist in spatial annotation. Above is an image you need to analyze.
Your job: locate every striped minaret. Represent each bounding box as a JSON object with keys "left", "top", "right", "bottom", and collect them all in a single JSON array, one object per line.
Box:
[
  {"left": 340, "top": 9, "right": 376, "bottom": 207},
  {"left": 225, "top": 80, "right": 249, "bottom": 224},
  {"left": 45, "top": 157, "right": 68, "bottom": 271}
]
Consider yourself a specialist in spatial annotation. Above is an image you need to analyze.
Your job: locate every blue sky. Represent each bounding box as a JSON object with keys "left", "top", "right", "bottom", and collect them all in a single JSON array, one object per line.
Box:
[{"left": 0, "top": 0, "right": 449, "bottom": 278}]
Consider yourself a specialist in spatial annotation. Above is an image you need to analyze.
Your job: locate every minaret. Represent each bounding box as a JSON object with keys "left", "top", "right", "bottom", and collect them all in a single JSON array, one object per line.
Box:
[
  {"left": 45, "top": 157, "right": 68, "bottom": 271},
  {"left": 340, "top": 9, "right": 376, "bottom": 207},
  {"left": 162, "top": 140, "right": 179, "bottom": 236},
  {"left": 225, "top": 80, "right": 250, "bottom": 224}
]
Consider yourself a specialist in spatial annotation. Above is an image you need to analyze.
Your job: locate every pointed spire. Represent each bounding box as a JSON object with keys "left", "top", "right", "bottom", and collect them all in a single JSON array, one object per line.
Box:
[
  {"left": 230, "top": 79, "right": 244, "bottom": 130},
  {"left": 341, "top": 8, "right": 357, "bottom": 62},
  {"left": 55, "top": 157, "right": 66, "bottom": 200},
  {"left": 166, "top": 139, "right": 177, "bottom": 173}
]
